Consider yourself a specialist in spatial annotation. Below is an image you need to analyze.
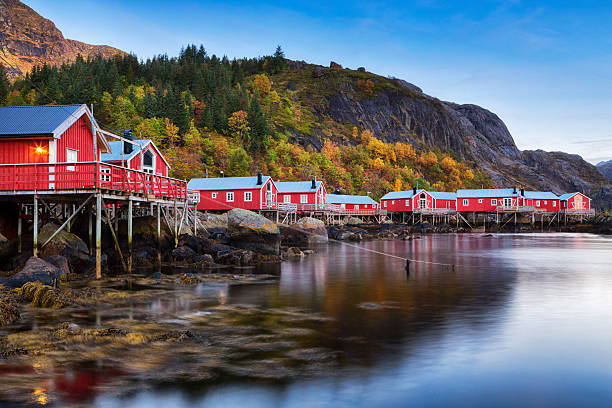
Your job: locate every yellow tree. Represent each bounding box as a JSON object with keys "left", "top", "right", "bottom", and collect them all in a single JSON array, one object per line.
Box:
[
  {"left": 394, "top": 177, "right": 403, "bottom": 191},
  {"left": 253, "top": 74, "right": 271, "bottom": 95}
]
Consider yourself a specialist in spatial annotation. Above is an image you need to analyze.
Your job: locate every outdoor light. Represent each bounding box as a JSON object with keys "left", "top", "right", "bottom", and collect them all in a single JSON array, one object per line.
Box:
[{"left": 35, "top": 146, "right": 45, "bottom": 154}]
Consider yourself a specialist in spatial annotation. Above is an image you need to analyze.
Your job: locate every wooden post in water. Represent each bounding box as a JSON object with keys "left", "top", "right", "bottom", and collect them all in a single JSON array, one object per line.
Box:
[
  {"left": 88, "top": 211, "right": 93, "bottom": 256},
  {"left": 127, "top": 199, "right": 133, "bottom": 274},
  {"left": 33, "top": 196, "right": 38, "bottom": 257},
  {"left": 405, "top": 259, "right": 410, "bottom": 275},
  {"left": 17, "top": 206, "right": 22, "bottom": 254},
  {"left": 95, "top": 192, "right": 102, "bottom": 279}
]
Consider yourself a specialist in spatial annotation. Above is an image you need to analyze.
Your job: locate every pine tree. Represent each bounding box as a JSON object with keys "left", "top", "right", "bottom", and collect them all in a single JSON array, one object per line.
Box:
[
  {"left": 248, "top": 94, "right": 268, "bottom": 151},
  {"left": 0, "top": 65, "right": 10, "bottom": 104}
]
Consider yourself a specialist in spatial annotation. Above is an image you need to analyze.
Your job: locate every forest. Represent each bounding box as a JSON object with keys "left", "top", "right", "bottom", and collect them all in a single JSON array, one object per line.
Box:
[{"left": 0, "top": 45, "right": 490, "bottom": 198}]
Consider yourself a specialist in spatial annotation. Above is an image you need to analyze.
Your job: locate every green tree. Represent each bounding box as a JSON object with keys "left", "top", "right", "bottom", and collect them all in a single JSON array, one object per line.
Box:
[
  {"left": 248, "top": 95, "right": 268, "bottom": 151},
  {"left": 227, "top": 147, "right": 252, "bottom": 176},
  {"left": 0, "top": 66, "right": 10, "bottom": 104}
]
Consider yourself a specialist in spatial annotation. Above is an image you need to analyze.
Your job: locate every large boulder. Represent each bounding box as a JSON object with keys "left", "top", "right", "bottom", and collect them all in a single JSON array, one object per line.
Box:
[
  {"left": 227, "top": 209, "right": 280, "bottom": 255},
  {"left": 198, "top": 213, "right": 228, "bottom": 235},
  {"left": 5, "top": 256, "right": 66, "bottom": 288},
  {"left": 38, "top": 223, "right": 90, "bottom": 271},
  {"left": 280, "top": 217, "right": 328, "bottom": 245},
  {"left": 0, "top": 232, "right": 13, "bottom": 262}
]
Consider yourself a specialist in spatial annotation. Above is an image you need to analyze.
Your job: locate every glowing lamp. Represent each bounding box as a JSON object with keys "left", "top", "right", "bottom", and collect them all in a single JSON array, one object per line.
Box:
[{"left": 35, "top": 146, "right": 45, "bottom": 154}]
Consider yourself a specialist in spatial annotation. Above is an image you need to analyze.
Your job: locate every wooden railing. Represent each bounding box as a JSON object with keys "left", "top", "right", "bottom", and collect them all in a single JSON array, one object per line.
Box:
[
  {"left": 413, "top": 207, "right": 456, "bottom": 214},
  {"left": 0, "top": 161, "right": 188, "bottom": 199},
  {"left": 495, "top": 205, "right": 535, "bottom": 213},
  {"left": 562, "top": 208, "right": 595, "bottom": 215}
]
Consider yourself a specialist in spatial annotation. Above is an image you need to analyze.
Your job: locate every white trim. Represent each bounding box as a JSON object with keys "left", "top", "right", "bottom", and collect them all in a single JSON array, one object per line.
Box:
[
  {"left": 48, "top": 139, "right": 56, "bottom": 189},
  {"left": 226, "top": 192, "right": 234, "bottom": 202},
  {"left": 244, "top": 191, "right": 253, "bottom": 202}
]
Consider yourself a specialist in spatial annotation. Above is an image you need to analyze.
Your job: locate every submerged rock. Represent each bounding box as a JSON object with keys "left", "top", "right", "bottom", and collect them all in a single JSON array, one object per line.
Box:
[
  {"left": 38, "top": 223, "right": 90, "bottom": 270},
  {"left": 227, "top": 209, "right": 280, "bottom": 255},
  {"left": 5, "top": 256, "right": 65, "bottom": 288},
  {"left": 283, "top": 247, "right": 305, "bottom": 260},
  {"left": 281, "top": 217, "right": 328, "bottom": 245},
  {"left": 172, "top": 245, "right": 196, "bottom": 261}
]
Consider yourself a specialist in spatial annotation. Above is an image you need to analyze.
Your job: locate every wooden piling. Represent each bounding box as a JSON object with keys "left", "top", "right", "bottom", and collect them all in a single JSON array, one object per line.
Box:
[
  {"left": 17, "top": 209, "right": 22, "bottom": 254},
  {"left": 33, "top": 195, "right": 38, "bottom": 257},
  {"left": 88, "top": 211, "right": 93, "bottom": 256},
  {"left": 95, "top": 192, "right": 102, "bottom": 279},
  {"left": 128, "top": 199, "right": 133, "bottom": 274}
]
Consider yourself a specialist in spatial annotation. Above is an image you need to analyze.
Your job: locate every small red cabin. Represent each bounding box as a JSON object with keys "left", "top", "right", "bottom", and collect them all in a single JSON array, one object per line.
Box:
[
  {"left": 0, "top": 104, "right": 111, "bottom": 190},
  {"left": 101, "top": 139, "right": 169, "bottom": 177},
  {"left": 187, "top": 173, "right": 277, "bottom": 211},
  {"left": 522, "top": 191, "right": 560, "bottom": 212},
  {"left": 275, "top": 179, "right": 326, "bottom": 210},
  {"left": 456, "top": 188, "right": 524, "bottom": 212},
  {"left": 380, "top": 189, "right": 456, "bottom": 213},
  {"left": 325, "top": 194, "right": 379, "bottom": 212},
  {"left": 559, "top": 192, "right": 591, "bottom": 212}
]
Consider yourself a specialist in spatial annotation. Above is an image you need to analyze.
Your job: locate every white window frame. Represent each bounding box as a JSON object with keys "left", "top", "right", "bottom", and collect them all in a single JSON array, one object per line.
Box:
[
  {"left": 463, "top": 199, "right": 469, "bottom": 207},
  {"left": 211, "top": 192, "right": 218, "bottom": 199},
  {"left": 355, "top": 204, "right": 359, "bottom": 210},
  {"left": 100, "top": 166, "right": 111, "bottom": 182},
  {"left": 226, "top": 192, "right": 234, "bottom": 202},
  {"left": 405, "top": 199, "right": 409, "bottom": 207},
  {"left": 66, "top": 148, "right": 77, "bottom": 171},
  {"left": 142, "top": 150, "right": 155, "bottom": 174},
  {"left": 553, "top": 201, "right": 557, "bottom": 207},
  {"left": 478, "top": 199, "right": 483, "bottom": 204},
  {"left": 300, "top": 194, "right": 308, "bottom": 203},
  {"left": 244, "top": 191, "right": 252, "bottom": 202},
  {"left": 503, "top": 198, "right": 512, "bottom": 207},
  {"left": 536, "top": 200, "right": 540, "bottom": 206},
  {"left": 383, "top": 201, "right": 387, "bottom": 207},
  {"left": 284, "top": 195, "right": 291, "bottom": 203},
  {"left": 491, "top": 199, "right": 497, "bottom": 206}
]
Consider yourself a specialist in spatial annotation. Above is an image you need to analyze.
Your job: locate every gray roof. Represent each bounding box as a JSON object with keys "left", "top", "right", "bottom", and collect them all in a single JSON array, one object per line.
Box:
[
  {"left": 276, "top": 180, "right": 322, "bottom": 193},
  {"left": 101, "top": 140, "right": 151, "bottom": 162},
  {"left": 429, "top": 192, "right": 457, "bottom": 200},
  {"left": 0, "top": 104, "right": 84, "bottom": 137},
  {"left": 457, "top": 188, "right": 520, "bottom": 198},
  {"left": 326, "top": 194, "right": 378, "bottom": 205},
  {"left": 523, "top": 191, "right": 558, "bottom": 200},
  {"left": 187, "top": 176, "right": 271, "bottom": 190},
  {"left": 559, "top": 192, "right": 587, "bottom": 201},
  {"left": 380, "top": 189, "right": 425, "bottom": 200}
]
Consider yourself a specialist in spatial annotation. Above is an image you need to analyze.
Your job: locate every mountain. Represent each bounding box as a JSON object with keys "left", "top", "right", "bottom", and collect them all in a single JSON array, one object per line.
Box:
[
  {"left": 0, "top": 0, "right": 125, "bottom": 78},
  {"left": 597, "top": 160, "right": 612, "bottom": 182},
  {"left": 278, "top": 61, "right": 611, "bottom": 207}
]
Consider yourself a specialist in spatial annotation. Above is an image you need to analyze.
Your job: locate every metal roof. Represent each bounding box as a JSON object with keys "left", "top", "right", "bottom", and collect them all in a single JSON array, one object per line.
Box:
[
  {"left": 101, "top": 140, "right": 151, "bottom": 162},
  {"left": 456, "top": 188, "right": 520, "bottom": 198},
  {"left": 558, "top": 192, "right": 585, "bottom": 201},
  {"left": 187, "top": 176, "right": 271, "bottom": 190},
  {"left": 523, "top": 191, "right": 558, "bottom": 200},
  {"left": 380, "top": 189, "right": 425, "bottom": 200},
  {"left": 429, "top": 192, "right": 457, "bottom": 200},
  {"left": 0, "top": 104, "right": 83, "bottom": 137},
  {"left": 276, "top": 181, "right": 322, "bottom": 193},
  {"left": 326, "top": 194, "right": 378, "bottom": 205}
]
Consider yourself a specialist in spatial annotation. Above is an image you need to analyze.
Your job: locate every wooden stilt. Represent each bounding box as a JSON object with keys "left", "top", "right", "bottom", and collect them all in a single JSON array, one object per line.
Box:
[
  {"left": 157, "top": 203, "right": 162, "bottom": 269},
  {"left": 127, "top": 199, "right": 133, "bottom": 274},
  {"left": 102, "top": 199, "right": 127, "bottom": 272},
  {"left": 17, "top": 208, "right": 22, "bottom": 254},
  {"left": 88, "top": 211, "right": 93, "bottom": 256},
  {"left": 33, "top": 196, "right": 38, "bottom": 257},
  {"left": 96, "top": 192, "right": 102, "bottom": 280}
]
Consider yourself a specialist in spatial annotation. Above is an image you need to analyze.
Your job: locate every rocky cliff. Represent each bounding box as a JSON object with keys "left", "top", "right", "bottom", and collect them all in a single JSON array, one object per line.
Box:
[
  {"left": 0, "top": 0, "right": 125, "bottom": 78},
  {"left": 277, "top": 62, "right": 611, "bottom": 208},
  {"left": 597, "top": 160, "right": 612, "bottom": 182}
]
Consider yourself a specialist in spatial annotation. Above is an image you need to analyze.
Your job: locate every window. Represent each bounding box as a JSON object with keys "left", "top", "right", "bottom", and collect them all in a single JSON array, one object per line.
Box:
[
  {"left": 553, "top": 201, "right": 557, "bottom": 207},
  {"left": 463, "top": 199, "right": 469, "bottom": 206},
  {"left": 383, "top": 201, "right": 387, "bottom": 207},
  {"left": 544, "top": 200, "right": 547, "bottom": 205},
  {"left": 491, "top": 199, "right": 497, "bottom": 205},
  {"left": 405, "top": 199, "right": 410, "bottom": 206},
  {"left": 503, "top": 198, "right": 512, "bottom": 207},
  {"left": 226, "top": 192, "right": 234, "bottom": 202},
  {"left": 100, "top": 167, "right": 111, "bottom": 182},
  {"left": 536, "top": 201, "right": 540, "bottom": 206},
  {"left": 66, "top": 148, "right": 77, "bottom": 171},
  {"left": 244, "top": 192, "right": 252, "bottom": 202},
  {"left": 355, "top": 205, "right": 359, "bottom": 210},
  {"left": 392, "top": 200, "right": 395, "bottom": 205},
  {"left": 341, "top": 204, "right": 346, "bottom": 209},
  {"left": 300, "top": 194, "right": 308, "bottom": 203},
  {"left": 478, "top": 199, "right": 483, "bottom": 204},
  {"left": 211, "top": 192, "right": 217, "bottom": 199},
  {"left": 142, "top": 150, "right": 155, "bottom": 174},
  {"left": 283, "top": 195, "right": 291, "bottom": 203}
]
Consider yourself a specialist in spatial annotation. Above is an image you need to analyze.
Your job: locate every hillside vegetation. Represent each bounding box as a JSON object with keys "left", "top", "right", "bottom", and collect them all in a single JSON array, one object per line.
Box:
[{"left": 0, "top": 45, "right": 490, "bottom": 198}]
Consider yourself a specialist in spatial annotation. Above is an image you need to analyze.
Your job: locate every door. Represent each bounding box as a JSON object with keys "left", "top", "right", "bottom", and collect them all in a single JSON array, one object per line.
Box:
[{"left": 503, "top": 198, "right": 512, "bottom": 208}]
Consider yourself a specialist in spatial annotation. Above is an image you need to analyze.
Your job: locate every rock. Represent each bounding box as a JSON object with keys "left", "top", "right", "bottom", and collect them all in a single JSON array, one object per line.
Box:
[
  {"left": 38, "top": 223, "right": 90, "bottom": 271},
  {"left": 11, "top": 251, "right": 32, "bottom": 270},
  {"left": 280, "top": 217, "right": 328, "bottom": 245},
  {"left": 346, "top": 217, "right": 363, "bottom": 225},
  {"left": 5, "top": 256, "right": 65, "bottom": 288},
  {"left": 312, "top": 66, "right": 326, "bottom": 78},
  {"left": 330, "top": 61, "right": 342, "bottom": 69},
  {"left": 357, "top": 67, "right": 366, "bottom": 72},
  {"left": 0, "top": 232, "right": 13, "bottom": 262},
  {"left": 150, "top": 272, "right": 163, "bottom": 279},
  {"left": 171, "top": 246, "right": 196, "bottom": 261},
  {"left": 44, "top": 255, "right": 71, "bottom": 276},
  {"left": 283, "top": 247, "right": 305, "bottom": 260},
  {"left": 216, "top": 249, "right": 254, "bottom": 266},
  {"left": 209, "top": 232, "right": 230, "bottom": 244},
  {"left": 121, "top": 216, "right": 173, "bottom": 247},
  {"left": 286, "top": 81, "right": 297, "bottom": 91},
  {"left": 199, "top": 213, "right": 228, "bottom": 235},
  {"left": 180, "top": 235, "right": 215, "bottom": 254},
  {"left": 227, "top": 209, "right": 280, "bottom": 255},
  {"left": 194, "top": 254, "right": 214, "bottom": 264}
]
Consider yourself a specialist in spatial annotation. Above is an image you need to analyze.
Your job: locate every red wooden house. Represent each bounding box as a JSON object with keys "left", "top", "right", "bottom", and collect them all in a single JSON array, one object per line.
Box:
[
  {"left": 559, "top": 192, "right": 591, "bottom": 213},
  {"left": 430, "top": 192, "right": 457, "bottom": 211},
  {"left": 456, "top": 188, "right": 524, "bottom": 212},
  {"left": 522, "top": 191, "right": 560, "bottom": 212},
  {"left": 0, "top": 104, "right": 111, "bottom": 190},
  {"left": 380, "top": 188, "right": 456, "bottom": 213},
  {"left": 325, "top": 194, "right": 379, "bottom": 213},
  {"left": 275, "top": 179, "right": 326, "bottom": 211},
  {"left": 101, "top": 139, "right": 169, "bottom": 177},
  {"left": 187, "top": 173, "right": 277, "bottom": 211}
]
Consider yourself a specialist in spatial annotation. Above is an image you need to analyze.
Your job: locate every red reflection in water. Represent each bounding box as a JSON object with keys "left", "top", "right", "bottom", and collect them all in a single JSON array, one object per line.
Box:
[{"left": 54, "top": 368, "right": 122, "bottom": 403}]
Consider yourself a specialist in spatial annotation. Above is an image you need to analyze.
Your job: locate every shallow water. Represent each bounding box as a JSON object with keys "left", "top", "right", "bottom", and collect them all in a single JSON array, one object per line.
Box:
[{"left": 5, "top": 233, "right": 612, "bottom": 407}]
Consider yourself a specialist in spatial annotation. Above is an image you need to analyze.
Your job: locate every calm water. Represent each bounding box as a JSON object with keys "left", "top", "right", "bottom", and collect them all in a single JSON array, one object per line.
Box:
[{"left": 13, "top": 233, "right": 612, "bottom": 407}]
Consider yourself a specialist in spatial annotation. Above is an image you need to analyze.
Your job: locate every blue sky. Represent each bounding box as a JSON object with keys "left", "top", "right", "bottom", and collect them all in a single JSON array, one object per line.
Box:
[{"left": 24, "top": 0, "right": 612, "bottom": 163}]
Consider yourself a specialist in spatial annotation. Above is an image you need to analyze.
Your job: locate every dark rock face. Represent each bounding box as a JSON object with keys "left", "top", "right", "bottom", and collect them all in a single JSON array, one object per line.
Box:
[
  {"left": 280, "top": 217, "right": 328, "bottom": 245},
  {"left": 5, "top": 256, "right": 65, "bottom": 288},
  {"left": 171, "top": 246, "right": 196, "bottom": 262},
  {"left": 597, "top": 160, "right": 612, "bottom": 182},
  {"left": 38, "top": 223, "right": 90, "bottom": 271},
  {"left": 227, "top": 209, "right": 280, "bottom": 255},
  {"left": 44, "top": 255, "right": 70, "bottom": 276}
]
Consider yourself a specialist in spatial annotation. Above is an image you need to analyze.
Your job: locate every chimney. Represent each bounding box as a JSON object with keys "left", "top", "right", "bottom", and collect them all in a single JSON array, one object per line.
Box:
[
  {"left": 311, "top": 178, "right": 316, "bottom": 189},
  {"left": 257, "top": 171, "right": 263, "bottom": 185},
  {"left": 513, "top": 186, "right": 517, "bottom": 195},
  {"left": 413, "top": 186, "right": 417, "bottom": 195},
  {"left": 123, "top": 130, "right": 133, "bottom": 154},
  {"left": 521, "top": 188, "right": 525, "bottom": 196}
]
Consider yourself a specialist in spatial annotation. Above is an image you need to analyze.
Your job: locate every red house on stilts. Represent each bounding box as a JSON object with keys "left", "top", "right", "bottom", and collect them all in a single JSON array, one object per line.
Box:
[
  {"left": 187, "top": 173, "right": 277, "bottom": 211},
  {"left": 275, "top": 179, "right": 326, "bottom": 211}
]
